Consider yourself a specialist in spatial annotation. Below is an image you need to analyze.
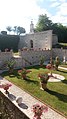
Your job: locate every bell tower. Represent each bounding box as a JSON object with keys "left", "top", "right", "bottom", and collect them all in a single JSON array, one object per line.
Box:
[{"left": 30, "top": 20, "right": 34, "bottom": 33}]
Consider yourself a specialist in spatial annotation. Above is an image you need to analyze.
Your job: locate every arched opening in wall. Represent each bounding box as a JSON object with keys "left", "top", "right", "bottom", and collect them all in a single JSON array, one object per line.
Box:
[{"left": 30, "top": 40, "right": 33, "bottom": 48}]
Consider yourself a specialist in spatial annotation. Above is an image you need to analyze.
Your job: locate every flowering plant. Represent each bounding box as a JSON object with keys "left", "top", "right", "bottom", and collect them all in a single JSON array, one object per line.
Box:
[
  {"left": 46, "top": 64, "right": 53, "bottom": 70},
  {"left": 46, "top": 64, "right": 54, "bottom": 76},
  {"left": 38, "top": 73, "right": 49, "bottom": 83},
  {"left": 2, "top": 83, "right": 12, "bottom": 94},
  {"left": 32, "top": 104, "right": 48, "bottom": 119},
  {"left": 18, "top": 68, "right": 31, "bottom": 79}
]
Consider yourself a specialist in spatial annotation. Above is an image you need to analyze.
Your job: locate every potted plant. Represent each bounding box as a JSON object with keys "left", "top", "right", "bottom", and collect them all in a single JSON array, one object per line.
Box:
[
  {"left": 38, "top": 73, "right": 49, "bottom": 90},
  {"left": 46, "top": 64, "right": 53, "bottom": 76},
  {"left": 46, "top": 57, "right": 54, "bottom": 76},
  {"left": 2, "top": 83, "right": 12, "bottom": 94},
  {"left": 7, "top": 58, "right": 16, "bottom": 74},
  {"left": 18, "top": 68, "right": 31, "bottom": 79},
  {"left": 40, "top": 56, "right": 45, "bottom": 66},
  {"left": 54, "top": 56, "right": 60, "bottom": 70},
  {"left": 32, "top": 103, "right": 48, "bottom": 119}
]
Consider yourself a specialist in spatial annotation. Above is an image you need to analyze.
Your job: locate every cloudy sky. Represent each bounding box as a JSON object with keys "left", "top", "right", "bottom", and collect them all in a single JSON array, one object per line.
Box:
[{"left": 0, "top": 0, "right": 67, "bottom": 33}]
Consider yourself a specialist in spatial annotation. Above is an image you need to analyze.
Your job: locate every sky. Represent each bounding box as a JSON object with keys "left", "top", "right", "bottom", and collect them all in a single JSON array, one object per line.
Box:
[{"left": 0, "top": 0, "right": 67, "bottom": 33}]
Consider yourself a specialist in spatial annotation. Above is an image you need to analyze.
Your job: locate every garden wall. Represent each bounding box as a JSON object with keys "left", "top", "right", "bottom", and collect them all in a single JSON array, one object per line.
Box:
[
  {"left": 19, "top": 49, "right": 51, "bottom": 67},
  {"left": 0, "top": 48, "right": 67, "bottom": 70},
  {"left": 52, "top": 48, "right": 67, "bottom": 61}
]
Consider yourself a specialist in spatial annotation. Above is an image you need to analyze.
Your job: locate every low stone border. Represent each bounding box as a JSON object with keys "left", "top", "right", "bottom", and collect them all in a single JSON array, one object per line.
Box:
[{"left": 48, "top": 73, "right": 65, "bottom": 82}]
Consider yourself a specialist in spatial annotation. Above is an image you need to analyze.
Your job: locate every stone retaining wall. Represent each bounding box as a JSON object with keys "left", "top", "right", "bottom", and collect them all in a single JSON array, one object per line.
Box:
[
  {"left": 0, "top": 91, "right": 29, "bottom": 119},
  {"left": 0, "top": 48, "right": 67, "bottom": 69},
  {"left": 19, "top": 49, "right": 51, "bottom": 67}
]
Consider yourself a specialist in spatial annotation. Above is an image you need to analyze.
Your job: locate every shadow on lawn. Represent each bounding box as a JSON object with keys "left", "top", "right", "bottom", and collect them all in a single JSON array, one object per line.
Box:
[
  {"left": 23, "top": 78, "right": 39, "bottom": 85},
  {"left": 58, "top": 69, "right": 67, "bottom": 73},
  {"left": 1, "top": 70, "right": 21, "bottom": 79},
  {"left": 27, "top": 65, "right": 46, "bottom": 70},
  {"left": 61, "top": 80, "right": 67, "bottom": 84},
  {"left": 46, "top": 89, "right": 67, "bottom": 103}
]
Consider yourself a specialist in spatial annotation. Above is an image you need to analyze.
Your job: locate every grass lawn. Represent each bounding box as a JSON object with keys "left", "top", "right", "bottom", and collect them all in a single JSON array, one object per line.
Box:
[{"left": 1, "top": 65, "right": 67, "bottom": 117}]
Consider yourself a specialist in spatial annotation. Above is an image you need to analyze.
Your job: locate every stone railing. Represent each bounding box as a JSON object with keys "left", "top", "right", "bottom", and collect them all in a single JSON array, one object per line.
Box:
[{"left": 0, "top": 91, "right": 29, "bottom": 119}]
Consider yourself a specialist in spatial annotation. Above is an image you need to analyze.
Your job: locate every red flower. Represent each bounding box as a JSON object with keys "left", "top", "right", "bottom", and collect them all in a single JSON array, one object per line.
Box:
[
  {"left": 2, "top": 83, "right": 12, "bottom": 90},
  {"left": 18, "top": 68, "right": 31, "bottom": 75},
  {"left": 46, "top": 64, "right": 52, "bottom": 69},
  {"left": 38, "top": 73, "right": 49, "bottom": 83},
  {"left": 32, "top": 104, "right": 48, "bottom": 118}
]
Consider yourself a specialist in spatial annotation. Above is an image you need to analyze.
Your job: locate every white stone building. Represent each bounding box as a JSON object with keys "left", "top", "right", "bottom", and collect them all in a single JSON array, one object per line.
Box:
[{"left": 18, "top": 21, "right": 58, "bottom": 50}]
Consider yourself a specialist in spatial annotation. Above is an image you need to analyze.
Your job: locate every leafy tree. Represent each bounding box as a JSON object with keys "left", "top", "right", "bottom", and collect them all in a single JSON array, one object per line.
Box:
[
  {"left": 12, "top": 26, "right": 26, "bottom": 35},
  {"left": 17, "top": 26, "right": 26, "bottom": 35},
  {"left": 35, "top": 14, "right": 67, "bottom": 43},
  {"left": 6, "top": 26, "right": 12, "bottom": 34},
  {"left": 13, "top": 26, "right": 17, "bottom": 35},
  {"left": 35, "top": 14, "right": 53, "bottom": 32}
]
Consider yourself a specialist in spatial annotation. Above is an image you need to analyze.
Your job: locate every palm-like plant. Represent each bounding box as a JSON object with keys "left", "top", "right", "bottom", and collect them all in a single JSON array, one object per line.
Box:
[
  {"left": 18, "top": 68, "right": 31, "bottom": 79},
  {"left": 54, "top": 56, "right": 60, "bottom": 70},
  {"left": 7, "top": 58, "right": 16, "bottom": 73},
  {"left": 6, "top": 26, "right": 12, "bottom": 34}
]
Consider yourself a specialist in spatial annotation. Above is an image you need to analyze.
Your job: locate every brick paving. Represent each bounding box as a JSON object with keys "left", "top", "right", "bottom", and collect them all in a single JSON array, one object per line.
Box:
[{"left": 0, "top": 76, "right": 67, "bottom": 119}]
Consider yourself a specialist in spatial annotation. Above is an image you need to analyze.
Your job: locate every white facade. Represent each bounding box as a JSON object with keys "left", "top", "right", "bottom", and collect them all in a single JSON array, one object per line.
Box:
[{"left": 19, "top": 30, "right": 55, "bottom": 50}]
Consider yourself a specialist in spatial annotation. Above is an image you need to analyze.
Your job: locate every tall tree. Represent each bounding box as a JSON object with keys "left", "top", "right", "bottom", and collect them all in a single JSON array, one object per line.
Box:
[
  {"left": 35, "top": 14, "right": 53, "bottom": 32},
  {"left": 6, "top": 26, "right": 12, "bottom": 34},
  {"left": 35, "top": 14, "right": 67, "bottom": 43},
  {"left": 17, "top": 26, "right": 26, "bottom": 35},
  {"left": 13, "top": 26, "right": 17, "bottom": 35}
]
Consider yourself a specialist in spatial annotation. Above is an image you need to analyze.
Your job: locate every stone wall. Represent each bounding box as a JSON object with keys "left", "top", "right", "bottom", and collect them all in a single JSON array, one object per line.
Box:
[
  {"left": 0, "top": 48, "right": 67, "bottom": 70},
  {"left": 52, "top": 48, "right": 67, "bottom": 61},
  {"left": 18, "top": 30, "right": 53, "bottom": 50},
  {"left": 0, "top": 50, "right": 13, "bottom": 70},
  {"left": 19, "top": 49, "right": 51, "bottom": 67},
  {"left": 0, "top": 91, "right": 29, "bottom": 119}
]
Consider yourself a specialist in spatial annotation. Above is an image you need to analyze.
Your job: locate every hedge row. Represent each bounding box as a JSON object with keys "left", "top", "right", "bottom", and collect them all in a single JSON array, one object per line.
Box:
[{"left": 0, "top": 35, "right": 20, "bottom": 52}]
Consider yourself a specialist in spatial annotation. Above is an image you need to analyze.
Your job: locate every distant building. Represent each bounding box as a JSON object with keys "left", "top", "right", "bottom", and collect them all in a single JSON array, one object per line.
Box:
[{"left": 18, "top": 21, "right": 58, "bottom": 50}]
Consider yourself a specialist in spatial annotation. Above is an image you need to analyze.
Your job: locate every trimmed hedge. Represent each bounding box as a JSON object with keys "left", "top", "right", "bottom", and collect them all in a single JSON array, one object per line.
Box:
[{"left": 0, "top": 35, "right": 20, "bottom": 52}]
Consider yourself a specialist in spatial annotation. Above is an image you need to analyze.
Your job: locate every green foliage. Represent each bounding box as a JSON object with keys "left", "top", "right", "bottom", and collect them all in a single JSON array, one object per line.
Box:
[
  {"left": 36, "top": 14, "right": 53, "bottom": 32},
  {"left": 13, "top": 26, "right": 26, "bottom": 35},
  {"left": 0, "top": 35, "right": 20, "bottom": 51},
  {"left": 7, "top": 58, "right": 16, "bottom": 69},
  {"left": 54, "top": 56, "right": 60, "bottom": 70},
  {"left": 7, "top": 58, "right": 16, "bottom": 74},
  {"left": 40, "top": 56, "right": 45, "bottom": 65},
  {"left": 17, "top": 26, "right": 26, "bottom": 35},
  {"left": 38, "top": 73, "right": 49, "bottom": 83},
  {"left": 6, "top": 26, "right": 12, "bottom": 34},
  {"left": 35, "top": 14, "right": 67, "bottom": 43}
]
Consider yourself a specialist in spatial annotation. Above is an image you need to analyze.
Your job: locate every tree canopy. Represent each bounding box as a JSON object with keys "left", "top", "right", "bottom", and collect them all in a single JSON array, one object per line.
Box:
[
  {"left": 35, "top": 14, "right": 67, "bottom": 43},
  {"left": 6, "top": 26, "right": 26, "bottom": 35},
  {"left": 6, "top": 26, "right": 12, "bottom": 34}
]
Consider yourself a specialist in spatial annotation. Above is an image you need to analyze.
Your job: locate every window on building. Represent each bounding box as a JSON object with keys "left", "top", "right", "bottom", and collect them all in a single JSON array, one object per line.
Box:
[{"left": 30, "top": 40, "right": 33, "bottom": 48}]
